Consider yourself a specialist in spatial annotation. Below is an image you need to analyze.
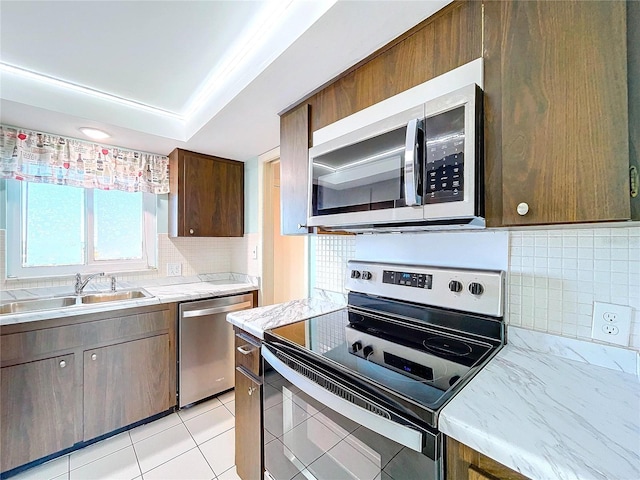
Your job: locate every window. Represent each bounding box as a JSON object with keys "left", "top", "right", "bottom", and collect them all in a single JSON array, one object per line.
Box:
[{"left": 6, "top": 180, "right": 156, "bottom": 278}]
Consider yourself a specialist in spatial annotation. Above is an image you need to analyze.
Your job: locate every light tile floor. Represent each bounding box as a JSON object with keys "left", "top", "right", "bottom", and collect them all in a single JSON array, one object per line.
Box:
[{"left": 10, "top": 390, "right": 238, "bottom": 480}]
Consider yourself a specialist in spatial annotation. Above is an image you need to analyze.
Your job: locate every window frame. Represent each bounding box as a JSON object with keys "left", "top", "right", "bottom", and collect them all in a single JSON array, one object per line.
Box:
[{"left": 6, "top": 179, "right": 157, "bottom": 279}]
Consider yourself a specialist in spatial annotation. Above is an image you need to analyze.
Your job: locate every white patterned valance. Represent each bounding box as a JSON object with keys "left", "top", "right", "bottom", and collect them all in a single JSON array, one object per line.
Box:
[{"left": 0, "top": 125, "right": 169, "bottom": 194}]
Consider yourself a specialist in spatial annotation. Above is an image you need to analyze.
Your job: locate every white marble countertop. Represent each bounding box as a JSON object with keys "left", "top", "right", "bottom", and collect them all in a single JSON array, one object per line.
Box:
[
  {"left": 440, "top": 327, "right": 640, "bottom": 480},
  {"left": 1, "top": 273, "right": 258, "bottom": 327},
  {"left": 227, "top": 296, "right": 346, "bottom": 339}
]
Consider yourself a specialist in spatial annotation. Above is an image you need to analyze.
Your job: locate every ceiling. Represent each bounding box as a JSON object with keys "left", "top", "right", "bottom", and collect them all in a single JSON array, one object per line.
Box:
[{"left": 0, "top": 0, "right": 451, "bottom": 161}]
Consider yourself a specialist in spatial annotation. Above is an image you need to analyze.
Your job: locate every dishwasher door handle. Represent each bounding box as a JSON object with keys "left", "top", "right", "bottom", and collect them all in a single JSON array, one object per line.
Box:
[{"left": 182, "top": 301, "right": 253, "bottom": 318}]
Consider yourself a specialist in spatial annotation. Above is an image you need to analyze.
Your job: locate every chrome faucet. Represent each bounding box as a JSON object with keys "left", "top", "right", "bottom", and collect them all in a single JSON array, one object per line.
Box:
[{"left": 74, "top": 272, "right": 105, "bottom": 295}]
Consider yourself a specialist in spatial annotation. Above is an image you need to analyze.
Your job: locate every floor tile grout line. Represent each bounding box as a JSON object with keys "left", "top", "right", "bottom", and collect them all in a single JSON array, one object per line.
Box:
[
  {"left": 67, "top": 435, "right": 133, "bottom": 473},
  {"left": 139, "top": 445, "right": 206, "bottom": 478},
  {"left": 135, "top": 424, "right": 198, "bottom": 476},
  {"left": 130, "top": 414, "right": 183, "bottom": 446},
  {"left": 128, "top": 431, "right": 144, "bottom": 480}
]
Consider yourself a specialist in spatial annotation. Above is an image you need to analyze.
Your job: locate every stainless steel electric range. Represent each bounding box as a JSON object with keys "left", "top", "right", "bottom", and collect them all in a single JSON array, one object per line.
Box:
[{"left": 262, "top": 260, "right": 505, "bottom": 480}]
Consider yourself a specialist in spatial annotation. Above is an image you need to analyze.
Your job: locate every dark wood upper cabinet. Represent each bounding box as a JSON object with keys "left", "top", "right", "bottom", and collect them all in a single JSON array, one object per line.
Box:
[
  {"left": 169, "top": 148, "right": 244, "bottom": 237},
  {"left": 484, "top": 0, "right": 631, "bottom": 226},
  {"left": 628, "top": 0, "right": 640, "bottom": 219},
  {"left": 278, "top": 1, "right": 481, "bottom": 235},
  {"left": 280, "top": 104, "right": 312, "bottom": 235},
  {"left": 279, "top": 0, "right": 636, "bottom": 230}
]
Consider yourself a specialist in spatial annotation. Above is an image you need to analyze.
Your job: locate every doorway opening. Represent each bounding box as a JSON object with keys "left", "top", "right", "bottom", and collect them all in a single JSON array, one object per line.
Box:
[{"left": 262, "top": 159, "right": 307, "bottom": 305}]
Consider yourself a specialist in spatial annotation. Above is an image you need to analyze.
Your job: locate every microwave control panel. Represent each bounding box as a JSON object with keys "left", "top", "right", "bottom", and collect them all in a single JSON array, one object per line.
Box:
[{"left": 424, "top": 104, "right": 466, "bottom": 204}]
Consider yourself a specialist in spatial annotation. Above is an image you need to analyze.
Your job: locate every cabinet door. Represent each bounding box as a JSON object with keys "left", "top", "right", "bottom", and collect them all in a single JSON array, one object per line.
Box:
[
  {"left": 83, "top": 335, "right": 171, "bottom": 440},
  {"left": 182, "top": 152, "right": 244, "bottom": 237},
  {"left": 1, "top": 354, "right": 77, "bottom": 472},
  {"left": 485, "top": 0, "right": 630, "bottom": 226},
  {"left": 280, "top": 104, "right": 312, "bottom": 235},
  {"left": 235, "top": 367, "right": 262, "bottom": 480}
]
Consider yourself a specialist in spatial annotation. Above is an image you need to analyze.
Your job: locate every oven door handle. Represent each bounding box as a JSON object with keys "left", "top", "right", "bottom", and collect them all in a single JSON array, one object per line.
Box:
[
  {"left": 403, "top": 118, "right": 422, "bottom": 207},
  {"left": 262, "top": 345, "right": 424, "bottom": 453}
]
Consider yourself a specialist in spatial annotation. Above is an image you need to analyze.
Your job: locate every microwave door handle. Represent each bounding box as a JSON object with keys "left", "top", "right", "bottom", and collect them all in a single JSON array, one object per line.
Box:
[{"left": 404, "top": 118, "right": 421, "bottom": 206}]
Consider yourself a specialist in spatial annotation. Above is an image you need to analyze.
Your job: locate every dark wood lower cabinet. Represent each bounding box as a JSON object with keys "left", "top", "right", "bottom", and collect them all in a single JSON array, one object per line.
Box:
[
  {"left": 0, "top": 354, "right": 78, "bottom": 472},
  {"left": 83, "top": 334, "right": 171, "bottom": 440},
  {"left": 234, "top": 366, "right": 263, "bottom": 480},
  {"left": 446, "top": 437, "right": 529, "bottom": 480},
  {"left": 0, "top": 304, "right": 176, "bottom": 474}
]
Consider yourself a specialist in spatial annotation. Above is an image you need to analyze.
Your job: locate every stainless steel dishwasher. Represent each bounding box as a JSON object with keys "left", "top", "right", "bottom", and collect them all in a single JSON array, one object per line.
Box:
[{"left": 178, "top": 293, "right": 254, "bottom": 408}]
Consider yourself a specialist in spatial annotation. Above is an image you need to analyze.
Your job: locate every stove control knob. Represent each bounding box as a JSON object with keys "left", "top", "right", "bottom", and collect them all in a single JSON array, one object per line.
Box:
[
  {"left": 351, "top": 341, "right": 362, "bottom": 353},
  {"left": 448, "top": 280, "right": 463, "bottom": 293},
  {"left": 361, "top": 271, "right": 372, "bottom": 280},
  {"left": 362, "top": 345, "right": 374, "bottom": 358},
  {"left": 351, "top": 270, "right": 361, "bottom": 279},
  {"left": 469, "top": 282, "right": 484, "bottom": 296}
]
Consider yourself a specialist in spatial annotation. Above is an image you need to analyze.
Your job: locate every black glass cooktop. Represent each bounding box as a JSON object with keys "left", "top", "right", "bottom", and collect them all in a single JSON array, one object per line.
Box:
[{"left": 265, "top": 304, "right": 497, "bottom": 411}]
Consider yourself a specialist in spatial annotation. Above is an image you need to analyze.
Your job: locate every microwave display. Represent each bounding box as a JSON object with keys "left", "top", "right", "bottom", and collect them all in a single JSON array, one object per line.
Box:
[{"left": 424, "top": 106, "right": 465, "bottom": 204}]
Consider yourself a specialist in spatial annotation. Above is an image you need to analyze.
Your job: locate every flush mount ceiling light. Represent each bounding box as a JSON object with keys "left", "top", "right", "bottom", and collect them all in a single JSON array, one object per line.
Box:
[{"left": 79, "top": 127, "right": 111, "bottom": 140}]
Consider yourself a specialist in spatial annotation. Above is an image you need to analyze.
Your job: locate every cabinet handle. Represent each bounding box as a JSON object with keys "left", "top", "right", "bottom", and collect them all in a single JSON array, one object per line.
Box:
[
  {"left": 189, "top": 228, "right": 194, "bottom": 235},
  {"left": 516, "top": 202, "right": 529, "bottom": 216},
  {"left": 59, "top": 360, "right": 66, "bottom": 368},
  {"left": 248, "top": 386, "right": 257, "bottom": 396},
  {"left": 91, "top": 353, "right": 97, "bottom": 361},
  {"left": 237, "top": 344, "right": 256, "bottom": 355},
  {"left": 297, "top": 224, "right": 307, "bottom": 230}
]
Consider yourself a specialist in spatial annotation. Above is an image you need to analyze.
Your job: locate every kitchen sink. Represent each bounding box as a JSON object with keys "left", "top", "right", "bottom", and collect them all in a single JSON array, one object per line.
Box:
[
  {"left": 80, "top": 290, "right": 149, "bottom": 304},
  {"left": 0, "top": 290, "right": 152, "bottom": 315},
  {"left": 0, "top": 296, "right": 79, "bottom": 314}
]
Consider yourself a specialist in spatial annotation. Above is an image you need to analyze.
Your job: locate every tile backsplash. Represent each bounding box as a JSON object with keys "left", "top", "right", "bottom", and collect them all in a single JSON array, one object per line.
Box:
[
  {"left": 312, "top": 235, "right": 356, "bottom": 294},
  {"left": 0, "top": 230, "right": 253, "bottom": 290},
  {"left": 508, "top": 226, "right": 640, "bottom": 350},
  {"left": 312, "top": 225, "right": 640, "bottom": 352}
]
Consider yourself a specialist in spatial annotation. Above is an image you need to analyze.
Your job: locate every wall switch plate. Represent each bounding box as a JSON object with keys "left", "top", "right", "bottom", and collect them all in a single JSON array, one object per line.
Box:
[
  {"left": 167, "top": 263, "right": 182, "bottom": 277},
  {"left": 251, "top": 246, "right": 258, "bottom": 260},
  {"left": 591, "top": 301, "right": 632, "bottom": 346}
]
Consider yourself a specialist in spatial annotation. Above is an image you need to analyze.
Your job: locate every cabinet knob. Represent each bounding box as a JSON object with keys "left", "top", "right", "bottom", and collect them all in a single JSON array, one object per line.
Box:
[
  {"left": 516, "top": 202, "right": 529, "bottom": 216},
  {"left": 59, "top": 360, "right": 66, "bottom": 368},
  {"left": 91, "top": 353, "right": 97, "bottom": 361},
  {"left": 189, "top": 228, "right": 194, "bottom": 235},
  {"left": 248, "top": 386, "right": 257, "bottom": 396}
]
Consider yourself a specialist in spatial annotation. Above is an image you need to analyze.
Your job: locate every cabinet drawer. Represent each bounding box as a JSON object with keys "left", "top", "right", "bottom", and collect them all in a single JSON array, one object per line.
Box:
[{"left": 235, "top": 331, "right": 261, "bottom": 377}]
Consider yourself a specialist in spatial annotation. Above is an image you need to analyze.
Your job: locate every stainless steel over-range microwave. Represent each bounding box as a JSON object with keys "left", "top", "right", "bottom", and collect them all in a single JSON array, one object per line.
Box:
[{"left": 307, "top": 83, "right": 483, "bottom": 232}]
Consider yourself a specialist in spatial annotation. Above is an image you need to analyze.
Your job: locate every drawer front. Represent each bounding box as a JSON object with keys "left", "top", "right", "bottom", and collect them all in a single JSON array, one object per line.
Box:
[
  {"left": 235, "top": 331, "right": 261, "bottom": 376},
  {"left": 1, "top": 307, "right": 171, "bottom": 366}
]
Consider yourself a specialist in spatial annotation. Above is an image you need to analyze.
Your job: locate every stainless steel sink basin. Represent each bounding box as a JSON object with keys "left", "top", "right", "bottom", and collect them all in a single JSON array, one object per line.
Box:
[
  {"left": 0, "top": 296, "right": 78, "bottom": 314},
  {"left": 0, "top": 290, "right": 152, "bottom": 315},
  {"left": 80, "top": 290, "right": 149, "bottom": 304}
]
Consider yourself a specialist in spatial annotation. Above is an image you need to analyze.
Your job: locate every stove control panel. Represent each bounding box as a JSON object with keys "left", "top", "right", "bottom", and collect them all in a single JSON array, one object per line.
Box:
[
  {"left": 346, "top": 261, "right": 505, "bottom": 317},
  {"left": 382, "top": 270, "right": 433, "bottom": 289}
]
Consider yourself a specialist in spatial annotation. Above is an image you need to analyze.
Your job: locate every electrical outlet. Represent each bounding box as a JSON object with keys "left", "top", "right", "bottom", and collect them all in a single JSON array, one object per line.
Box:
[
  {"left": 591, "top": 301, "right": 632, "bottom": 346},
  {"left": 167, "top": 263, "right": 182, "bottom": 277},
  {"left": 251, "top": 246, "right": 258, "bottom": 260}
]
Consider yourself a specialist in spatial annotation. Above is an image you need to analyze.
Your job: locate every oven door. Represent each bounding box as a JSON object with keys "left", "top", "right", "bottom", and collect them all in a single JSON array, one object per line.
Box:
[
  {"left": 307, "top": 105, "right": 425, "bottom": 229},
  {"left": 262, "top": 343, "right": 442, "bottom": 480}
]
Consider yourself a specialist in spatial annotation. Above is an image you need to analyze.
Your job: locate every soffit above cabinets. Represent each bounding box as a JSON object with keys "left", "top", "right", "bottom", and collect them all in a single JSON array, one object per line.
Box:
[{"left": 0, "top": 0, "right": 451, "bottom": 160}]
